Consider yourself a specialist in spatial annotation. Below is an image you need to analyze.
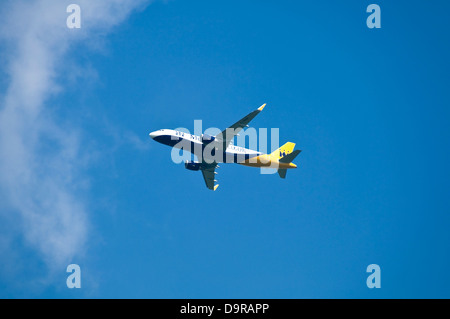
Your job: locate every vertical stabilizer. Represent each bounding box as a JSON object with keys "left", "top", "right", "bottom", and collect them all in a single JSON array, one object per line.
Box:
[{"left": 270, "top": 142, "right": 296, "bottom": 160}]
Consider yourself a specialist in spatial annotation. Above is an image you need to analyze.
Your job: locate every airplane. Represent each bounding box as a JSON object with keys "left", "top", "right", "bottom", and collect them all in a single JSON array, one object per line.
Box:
[{"left": 149, "top": 104, "right": 301, "bottom": 191}]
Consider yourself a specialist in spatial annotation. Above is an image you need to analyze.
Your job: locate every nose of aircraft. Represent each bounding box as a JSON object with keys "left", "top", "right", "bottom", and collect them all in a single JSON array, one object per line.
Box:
[{"left": 149, "top": 131, "right": 157, "bottom": 139}]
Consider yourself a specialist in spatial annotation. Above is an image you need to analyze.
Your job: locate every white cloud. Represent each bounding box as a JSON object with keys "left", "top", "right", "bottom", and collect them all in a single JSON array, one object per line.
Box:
[{"left": 0, "top": 0, "right": 150, "bottom": 271}]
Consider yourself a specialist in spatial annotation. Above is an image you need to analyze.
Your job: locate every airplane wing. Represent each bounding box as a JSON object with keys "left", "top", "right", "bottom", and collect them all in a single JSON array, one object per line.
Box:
[
  {"left": 215, "top": 103, "right": 266, "bottom": 151},
  {"left": 201, "top": 164, "right": 219, "bottom": 191}
]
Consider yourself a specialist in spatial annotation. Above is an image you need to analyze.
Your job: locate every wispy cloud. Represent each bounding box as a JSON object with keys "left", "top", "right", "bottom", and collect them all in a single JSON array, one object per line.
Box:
[{"left": 0, "top": 0, "right": 149, "bottom": 274}]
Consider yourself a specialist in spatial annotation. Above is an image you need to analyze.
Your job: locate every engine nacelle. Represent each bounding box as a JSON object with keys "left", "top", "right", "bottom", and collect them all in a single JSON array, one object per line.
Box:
[{"left": 185, "top": 160, "right": 201, "bottom": 171}]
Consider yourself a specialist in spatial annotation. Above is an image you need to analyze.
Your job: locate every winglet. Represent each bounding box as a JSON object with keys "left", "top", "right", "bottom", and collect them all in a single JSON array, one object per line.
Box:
[
  {"left": 214, "top": 184, "right": 219, "bottom": 191},
  {"left": 257, "top": 103, "right": 266, "bottom": 112}
]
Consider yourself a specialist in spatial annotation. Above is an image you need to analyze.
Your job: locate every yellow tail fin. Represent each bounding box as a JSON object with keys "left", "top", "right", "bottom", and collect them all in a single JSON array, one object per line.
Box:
[{"left": 270, "top": 142, "right": 295, "bottom": 160}]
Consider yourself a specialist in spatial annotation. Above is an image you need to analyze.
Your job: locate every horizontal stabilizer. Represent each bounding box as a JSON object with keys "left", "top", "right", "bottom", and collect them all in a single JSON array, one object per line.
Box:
[
  {"left": 278, "top": 149, "right": 301, "bottom": 179},
  {"left": 278, "top": 169, "right": 287, "bottom": 179},
  {"left": 279, "top": 149, "right": 301, "bottom": 163}
]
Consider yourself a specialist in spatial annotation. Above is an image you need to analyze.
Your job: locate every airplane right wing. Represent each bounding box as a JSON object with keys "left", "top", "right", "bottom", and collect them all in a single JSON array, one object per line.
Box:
[
  {"left": 201, "top": 164, "right": 219, "bottom": 191},
  {"left": 215, "top": 103, "right": 266, "bottom": 151},
  {"left": 200, "top": 104, "right": 266, "bottom": 191}
]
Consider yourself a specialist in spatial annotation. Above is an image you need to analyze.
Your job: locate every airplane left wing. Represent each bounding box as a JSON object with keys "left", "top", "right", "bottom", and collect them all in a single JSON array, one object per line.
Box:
[
  {"left": 201, "top": 164, "right": 219, "bottom": 191},
  {"left": 215, "top": 103, "right": 266, "bottom": 151}
]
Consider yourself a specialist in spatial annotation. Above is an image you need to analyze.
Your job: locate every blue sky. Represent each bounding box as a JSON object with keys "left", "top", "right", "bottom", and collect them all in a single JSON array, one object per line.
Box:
[{"left": 0, "top": 0, "right": 449, "bottom": 298}]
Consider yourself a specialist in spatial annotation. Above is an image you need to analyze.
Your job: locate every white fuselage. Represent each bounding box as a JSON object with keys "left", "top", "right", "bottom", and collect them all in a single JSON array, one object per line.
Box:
[{"left": 149, "top": 129, "right": 262, "bottom": 164}]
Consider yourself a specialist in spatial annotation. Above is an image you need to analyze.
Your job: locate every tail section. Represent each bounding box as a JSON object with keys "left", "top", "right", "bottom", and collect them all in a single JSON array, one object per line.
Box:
[
  {"left": 278, "top": 149, "right": 301, "bottom": 179},
  {"left": 270, "top": 142, "right": 296, "bottom": 160}
]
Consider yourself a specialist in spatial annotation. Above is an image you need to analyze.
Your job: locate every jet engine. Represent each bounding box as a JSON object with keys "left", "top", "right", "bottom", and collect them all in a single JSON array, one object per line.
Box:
[{"left": 185, "top": 160, "right": 201, "bottom": 171}]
